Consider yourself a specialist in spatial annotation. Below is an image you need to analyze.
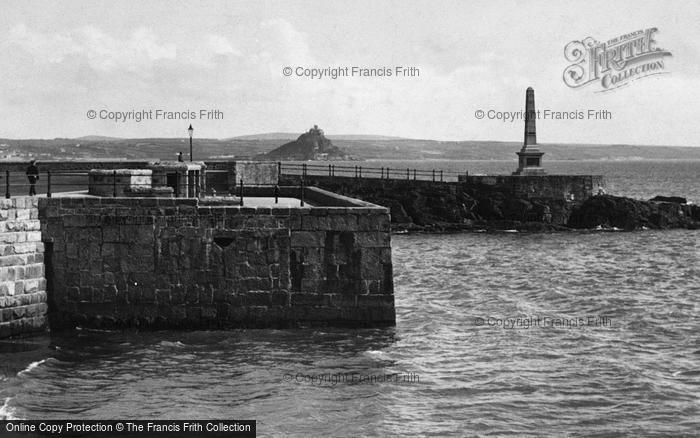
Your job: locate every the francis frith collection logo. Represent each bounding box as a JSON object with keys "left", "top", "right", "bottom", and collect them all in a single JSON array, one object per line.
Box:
[{"left": 563, "top": 27, "right": 672, "bottom": 92}]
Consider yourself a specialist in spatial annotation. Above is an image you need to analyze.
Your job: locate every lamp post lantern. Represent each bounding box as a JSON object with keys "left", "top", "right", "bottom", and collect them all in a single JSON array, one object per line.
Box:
[{"left": 188, "top": 124, "right": 194, "bottom": 161}]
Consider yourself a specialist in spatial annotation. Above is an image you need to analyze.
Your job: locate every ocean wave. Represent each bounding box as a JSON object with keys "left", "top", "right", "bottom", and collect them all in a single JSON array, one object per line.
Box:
[
  {"left": 0, "top": 397, "right": 18, "bottom": 420},
  {"left": 17, "top": 358, "right": 53, "bottom": 378},
  {"left": 157, "top": 341, "right": 186, "bottom": 348}
]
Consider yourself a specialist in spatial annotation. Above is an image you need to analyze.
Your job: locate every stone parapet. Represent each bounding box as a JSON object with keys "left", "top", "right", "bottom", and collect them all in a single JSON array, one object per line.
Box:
[
  {"left": 88, "top": 169, "right": 152, "bottom": 197},
  {"left": 459, "top": 174, "right": 605, "bottom": 201}
]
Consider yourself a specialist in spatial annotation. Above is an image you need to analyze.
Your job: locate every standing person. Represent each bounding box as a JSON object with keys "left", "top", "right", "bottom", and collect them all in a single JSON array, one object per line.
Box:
[
  {"left": 26, "top": 159, "right": 39, "bottom": 196},
  {"left": 177, "top": 152, "right": 184, "bottom": 162}
]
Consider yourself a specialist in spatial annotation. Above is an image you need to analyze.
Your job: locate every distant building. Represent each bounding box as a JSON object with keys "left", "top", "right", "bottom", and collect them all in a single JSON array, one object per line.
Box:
[{"left": 309, "top": 124, "right": 324, "bottom": 136}]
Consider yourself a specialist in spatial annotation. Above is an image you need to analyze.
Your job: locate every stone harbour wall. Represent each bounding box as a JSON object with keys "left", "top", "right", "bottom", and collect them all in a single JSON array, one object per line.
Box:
[
  {"left": 281, "top": 174, "right": 606, "bottom": 231},
  {"left": 0, "top": 198, "right": 48, "bottom": 338},
  {"left": 39, "top": 192, "right": 394, "bottom": 330},
  {"left": 459, "top": 174, "right": 605, "bottom": 202}
]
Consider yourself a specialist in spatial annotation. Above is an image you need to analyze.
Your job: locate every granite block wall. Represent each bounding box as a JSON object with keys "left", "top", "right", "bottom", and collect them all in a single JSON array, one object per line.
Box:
[
  {"left": 282, "top": 174, "right": 605, "bottom": 202},
  {"left": 0, "top": 197, "right": 48, "bottom": 338},
  {"left": 39, "top": 194, "right": 394, "bottom": 330},
  {"left": 88, "top": 169, "right": 152, "bottom": 197},
  {"left": 458, "top": 175, "right": 605, "bottom": 201},
  {"left": 235, "top": 161, "right": 278, "bottom": 185}
]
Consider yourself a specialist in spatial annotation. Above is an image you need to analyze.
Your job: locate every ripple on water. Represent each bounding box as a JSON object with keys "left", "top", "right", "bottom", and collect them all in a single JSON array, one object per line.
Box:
[{"left": 0, "top": 230, "right": 698, "bottom": 435}]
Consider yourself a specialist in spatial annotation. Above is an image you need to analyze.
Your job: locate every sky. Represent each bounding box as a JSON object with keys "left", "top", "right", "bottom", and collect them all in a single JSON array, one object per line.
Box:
[{"left": 1, "top": 0, "right": 699, "bottom": 146}]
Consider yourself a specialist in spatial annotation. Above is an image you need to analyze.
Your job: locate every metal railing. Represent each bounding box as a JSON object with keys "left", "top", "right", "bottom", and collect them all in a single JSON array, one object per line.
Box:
[
  {"left": 0, "top": 169, "right": 309, "bottom": 207},
  {"left": 0, "top": 170, "right": 205, "bottom": 199},
  {"left": 277, "top": 162, "right": 468, "bottom": 182}
]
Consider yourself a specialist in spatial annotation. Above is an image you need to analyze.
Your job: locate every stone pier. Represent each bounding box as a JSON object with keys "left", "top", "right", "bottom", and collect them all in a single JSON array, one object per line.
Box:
[{"left": 36, "top": 187, "right": 394, "bottom": 331}]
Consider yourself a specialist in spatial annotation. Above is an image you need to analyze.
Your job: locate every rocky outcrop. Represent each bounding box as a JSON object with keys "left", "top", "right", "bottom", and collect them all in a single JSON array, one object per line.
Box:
[
  {"left": 255, "top": 125, "right": 350, "bottom": 161},
  {"left": 649, "top": 195, "right": 687, "bottom": 204},
  {"left": 568, "top": 195, "right": 700, "bottom": 230}
]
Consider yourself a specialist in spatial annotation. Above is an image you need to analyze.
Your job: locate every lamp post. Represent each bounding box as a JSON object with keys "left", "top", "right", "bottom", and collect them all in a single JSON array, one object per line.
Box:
[{"left": 188, "top": 124, "right": 194, "bottom": 161}]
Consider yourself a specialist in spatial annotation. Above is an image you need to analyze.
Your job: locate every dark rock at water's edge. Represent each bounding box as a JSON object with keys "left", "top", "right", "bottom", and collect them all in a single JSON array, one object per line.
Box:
[
  {"left": 568, "top": 195, "right": 700, "bottom": 231},
  {"left": 254, "top": 125, "right": 351, "bottom": 161},
  {"left": 649, "top": 195, "right": 687, "bottom": 204}
]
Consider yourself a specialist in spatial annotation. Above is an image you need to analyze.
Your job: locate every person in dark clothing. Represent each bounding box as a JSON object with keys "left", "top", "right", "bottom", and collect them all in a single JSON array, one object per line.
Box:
[
  {"left": 26, "top": 160, "right": 39, "bottom": 196},
  {"left": 177, "top": 152, "right": 184, "bottom": 162}
]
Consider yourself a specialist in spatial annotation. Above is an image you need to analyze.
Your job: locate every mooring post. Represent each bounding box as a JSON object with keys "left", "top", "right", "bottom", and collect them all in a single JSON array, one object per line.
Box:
[
  {"left": 386, "top": 167, "right": 390, "bottom": 179},
  {"left": 5, "top": 171, "right": 10, "bottom": 199},
  {"left": 432, "top": 169, "right": 435, "bottom": 182},
  {"left": 113, "top": 170, "right": 117, "bottom": 197},
  {"left": 275, "top": 184, "right": 279, "bottom": 204},
  {"left": 406, "top": 168, "right": 409, "bottom": 180},
  {"left": 278, "top": 161, "right": 282, "bottom": 178},
  {"left": 359, "top": 166, "right": 362, "bottom": 178},
  {"left": 440, "top": 170, "right": 443, "bottom": 182},
  {"left": 328, "top": 164, "right": 332, "bottom": 177},
  {"left": 413, "top": 169, "right": 417, "bottom": 180},
  {"left": 300, "top": 178, "right": 305, "bottom": 207},
  {"left": 381, "top": 167, "right": 384, "bottom": 179},
  {"left": 47, "top": 170, "right": 52, "bottom": 198},
  {"left": 239, "top": 179, "right": 244, "bottom": 206},
  {"left": 332, "top": 165, "right": 335, "bottom": 177}
]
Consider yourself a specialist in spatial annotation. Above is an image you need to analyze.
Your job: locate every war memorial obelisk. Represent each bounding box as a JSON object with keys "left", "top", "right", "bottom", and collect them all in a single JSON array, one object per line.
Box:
[{"left": 513, "top": 87, "right": 546, "bottom": 175}]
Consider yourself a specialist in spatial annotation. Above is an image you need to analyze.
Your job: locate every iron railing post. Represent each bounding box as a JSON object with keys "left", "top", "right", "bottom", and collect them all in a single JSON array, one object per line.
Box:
[
  {"left": 275, "top": 184, "right": 279, "bottom": 204},
  {"left": 113, "top": 170, "right": 117, "bottom": 197},
  {"left": 300, "top": 179, "right": 305, "bottom": 207},
  {"left": 47, "top": 170, "right": 52, "bottom": 198},
  {"left": 239, "top": 179, "right": 244, "bottom": 206},
  {"left": 5, "top": 170, "right": 10, "bottom": 199}
]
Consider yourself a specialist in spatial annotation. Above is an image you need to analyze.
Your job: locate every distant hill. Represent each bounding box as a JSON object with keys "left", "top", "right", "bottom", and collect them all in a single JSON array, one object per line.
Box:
[
  {"left": 328, "top": 134, "right": 407, "bottom": 141},
  {"left": 0, "top": 134, "right": 699, "bottom": 162},
  {"left": 233, "top": 133, "right": 406, "bottom": 141},
  {"left": 74, "top": 135, "right": 123, "bottom": 141},
  {"left": 230, "top": 132, "right": 298, "bottom": 141},
  {"left": 254, "top": 125, "right": 351, "bottom": 161}
]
